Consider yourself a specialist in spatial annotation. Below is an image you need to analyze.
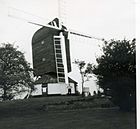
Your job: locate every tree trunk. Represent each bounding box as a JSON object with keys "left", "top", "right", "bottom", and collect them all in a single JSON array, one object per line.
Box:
[
  {"left": 80, "top": 71, "right": 84, "bottom": 95},
  {"left": 3, "top": 86, "right": 7, "bottom": 101}
]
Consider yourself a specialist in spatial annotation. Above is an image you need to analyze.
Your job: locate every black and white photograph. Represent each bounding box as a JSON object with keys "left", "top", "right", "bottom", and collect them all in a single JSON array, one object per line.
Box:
[{"left": 0, "top": 0, "right": 137, "bottom": 129}]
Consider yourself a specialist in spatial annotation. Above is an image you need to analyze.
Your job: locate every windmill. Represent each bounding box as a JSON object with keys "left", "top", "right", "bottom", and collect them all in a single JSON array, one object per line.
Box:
[{"left": 8, "top": 1, "right": 104, "bottom": 96}]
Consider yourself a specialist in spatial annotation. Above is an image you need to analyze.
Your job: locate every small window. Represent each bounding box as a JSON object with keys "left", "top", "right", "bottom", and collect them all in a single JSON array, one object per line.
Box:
[
  {"left": 41, "top": 40, "right": 45, "bottom": 44},
  {"left": 42, "top": 87, "right": 46, "bottom": 93},
  {"left": 42, "top": 58, "right": 46, "bottom": 61}
]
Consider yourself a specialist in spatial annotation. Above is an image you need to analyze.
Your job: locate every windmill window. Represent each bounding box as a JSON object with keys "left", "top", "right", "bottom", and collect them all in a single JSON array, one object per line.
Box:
[
  {"left": 42, "top": 58, "right": 46, "bottom": 61},
  {"left": 42, "top": 87, "right": 47, "bottom": 93},
  {"left": 41, "top": 40, "right": 45, "bottom": 44}
]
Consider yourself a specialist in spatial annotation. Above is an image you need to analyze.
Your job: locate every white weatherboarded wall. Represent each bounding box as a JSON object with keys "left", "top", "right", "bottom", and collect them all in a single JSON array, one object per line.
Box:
[
  {"left": 48, "top": 83, "right": 68, "bottom": 95},
  {"left": 31, "top": 83, "right": 76, "bottom": 96}
]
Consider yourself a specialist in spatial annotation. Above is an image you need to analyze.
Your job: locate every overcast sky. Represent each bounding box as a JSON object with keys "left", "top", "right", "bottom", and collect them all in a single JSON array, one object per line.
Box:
[
  {"left": 0, "top": 0, "right": 136, "bottom": 92},
  {"left": 0, "top": 0, "right": 135, "bottom": 62}
]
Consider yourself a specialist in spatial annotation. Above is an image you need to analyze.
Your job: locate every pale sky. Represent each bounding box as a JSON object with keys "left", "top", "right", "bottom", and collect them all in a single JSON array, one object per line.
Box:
[{"left": 0, "top": 0, "right": 135, "bottom": 93}]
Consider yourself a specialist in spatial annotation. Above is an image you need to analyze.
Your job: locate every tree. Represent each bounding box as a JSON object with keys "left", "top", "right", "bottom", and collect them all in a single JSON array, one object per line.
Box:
[
  {"left": 0, "top": 43, "right": 34, "bottom": 101},
  {"left": 87, "top": 39, "right": 136, "bottom": 111},
  {"left": 74, "top": 60, "right": 86, "bottom": 94}
]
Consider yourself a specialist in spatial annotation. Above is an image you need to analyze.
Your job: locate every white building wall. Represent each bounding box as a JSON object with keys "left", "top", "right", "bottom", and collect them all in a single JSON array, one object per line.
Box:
[
  {"left": 32, "top": 83, "right": 76, "bottom": 96},
  {"left": 60, "top": 83, "right": 68, "bottom": 95},
  {"left": 48, "top": 83, "right": 61, "bottom": 95},
  {"left": 48, "top": 83, "right": 75, "bottom": 95}
]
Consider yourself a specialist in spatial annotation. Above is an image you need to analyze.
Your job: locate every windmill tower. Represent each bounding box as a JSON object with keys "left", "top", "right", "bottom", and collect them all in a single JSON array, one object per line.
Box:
[
  {"left": 32, "top": 18, "right": 76, "bottom": 95},
  {"left": 8, "top": 0, "right": 104, "bottom": 96}
]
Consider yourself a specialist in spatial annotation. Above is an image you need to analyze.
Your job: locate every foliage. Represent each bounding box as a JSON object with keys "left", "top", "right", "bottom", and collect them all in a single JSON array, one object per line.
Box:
[
  {"left": 87, "top": 39, "right": 136, "bottom": 111},
  {"left": 74, "top": 60, "right": 86, "bottom": 94},
  {"left": 0, "top": 43, "right": 34, "bottom": 100}
]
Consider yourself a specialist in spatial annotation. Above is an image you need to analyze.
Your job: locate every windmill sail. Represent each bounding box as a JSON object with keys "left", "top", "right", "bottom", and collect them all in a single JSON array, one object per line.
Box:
[
  {"left": 8, "top": 7, "right": 61, "bottom": 30},
  {"left": 8, "top": 6, "right": 104, "bottom": 95}
]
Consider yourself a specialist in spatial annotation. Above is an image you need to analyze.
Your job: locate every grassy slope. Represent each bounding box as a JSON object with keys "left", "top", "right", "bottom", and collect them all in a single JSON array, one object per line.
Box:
[{"left": 0, "top": 96, "right": 136, "bottom": 129}]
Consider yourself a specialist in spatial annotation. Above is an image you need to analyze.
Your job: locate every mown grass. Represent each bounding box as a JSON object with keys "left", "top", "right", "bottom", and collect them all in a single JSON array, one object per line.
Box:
[{"left": 0, "top": 96, "right": 136, "bottom": 129}]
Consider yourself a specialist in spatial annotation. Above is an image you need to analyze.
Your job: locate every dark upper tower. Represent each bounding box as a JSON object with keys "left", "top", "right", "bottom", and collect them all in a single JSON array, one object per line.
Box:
[{"left": 32, "top": 18, "right": 71, "bottom": 77}]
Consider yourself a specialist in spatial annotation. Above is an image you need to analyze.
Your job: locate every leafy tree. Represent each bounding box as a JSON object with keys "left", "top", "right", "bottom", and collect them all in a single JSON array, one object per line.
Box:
[
  {"left": 87, "top": 39, "right": 136, "bottom": 111},
  {"left": 74, "top": 60, "right": 86, "bottom": 94},
  {"left": 0, "top": 43, "right": 34, "bottom": 101},
  {"left": 74, "top": 60, "right": 93, "bottom": 95}
]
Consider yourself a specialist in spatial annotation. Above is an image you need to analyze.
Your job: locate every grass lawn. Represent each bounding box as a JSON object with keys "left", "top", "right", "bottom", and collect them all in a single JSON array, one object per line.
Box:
[{"left": 0, "top": 96, "right": 136, "bottom": 129}]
